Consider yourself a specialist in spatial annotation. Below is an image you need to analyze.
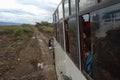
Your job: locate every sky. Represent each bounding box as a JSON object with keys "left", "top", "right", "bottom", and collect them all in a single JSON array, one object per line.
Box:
[{"left": 0, "top": 0, "right": 61, "bottom": 24}]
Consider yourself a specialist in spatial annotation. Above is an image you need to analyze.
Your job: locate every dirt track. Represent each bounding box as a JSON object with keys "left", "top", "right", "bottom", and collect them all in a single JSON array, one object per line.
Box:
[
  {"left": 34, "top": 27, "right": 56, "bottom": 80},
  {"left": 0, "top": 27, "right": 56, "bottom": 80}
]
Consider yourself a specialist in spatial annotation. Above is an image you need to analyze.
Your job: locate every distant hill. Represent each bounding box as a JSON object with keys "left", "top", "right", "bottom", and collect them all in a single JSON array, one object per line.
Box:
[{"left": 0, "top": 22, "right": 21, "bottom": 26}]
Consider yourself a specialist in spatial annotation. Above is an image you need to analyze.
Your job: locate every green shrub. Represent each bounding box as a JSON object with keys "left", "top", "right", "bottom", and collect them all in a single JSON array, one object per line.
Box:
[
  {"left": 39, "top": 26, "right": 53, "bottom": 32},
  {"left": 18, "top": 33, "right": 29, "bottom": 40},
  {"left": 0, "top": 60, "right": 5, "bottom": 67},
  {"left": 13, "top": 28, "right": 25, "bottom": 37},
  {"left": 0, "top": 25, "right": 33, "bottom": 40}
]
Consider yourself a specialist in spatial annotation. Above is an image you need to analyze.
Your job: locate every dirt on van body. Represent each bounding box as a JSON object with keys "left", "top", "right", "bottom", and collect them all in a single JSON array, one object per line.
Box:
[{"left": 0, "top": 27, "right": 56, "bottom": 80}]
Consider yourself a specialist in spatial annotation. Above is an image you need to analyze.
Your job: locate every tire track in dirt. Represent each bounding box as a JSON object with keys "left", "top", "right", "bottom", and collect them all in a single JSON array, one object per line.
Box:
[
  {"left": 2, "top": 34, "right": 43, "bottom": 79},
  {"left": 34, "top": 27, "right": 56, "bottom": 80},
  {"left": 1, "top": 27, "right": 56, "bottom": 80}
]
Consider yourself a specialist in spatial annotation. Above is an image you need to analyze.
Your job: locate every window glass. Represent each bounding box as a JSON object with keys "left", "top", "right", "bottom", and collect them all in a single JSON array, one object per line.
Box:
[
  {"left": 56, "top": 10, "right": 59, "bottom": 22},
  {"left": 54, "top": 24, "right": 57, "bottom": 39},
  {"left": 83, "top": 14, "right": 89, "bottom": 21},
  {"left": 79, "top": 14, "right": 92, "bottom": 77},
  {"left": 59, "top": 21, "right": 64, "bottom": 48},
  {"left": 91, "top": 3, "right": 120, "bottom": 80},
  {"left": 68, "top": 17, "right": 79, "bottom": 66},
  {"left": 65, "top": 20, "right": 70, "bottom": 53},
  {"left": 97, "top": 0, "right": 111, "bottom": 3},
  {"left": 64, "top": 0, "right": 69, "bottom": 17},
  {"left": 53, "top": 14, "right": 55, "bottom": 23},
  {"left": 59, "top": 3, "right": 63, "bottom": 19},
  {"left": 114, "top": 10, "right": 120, "bottom": 24},
  {"left": 56, "top": 24, "right": 60, "bottom": 42},
  {"left": 70, "top": 0, "right": 76, "bottom": 15},
  {"left": 116, "top": 11, "right": 120, "bottom": 18},
  {"left": 53, "top": 13, "right": 56, "bottom": 23},
  {"left": 79, "top": 0, "right": 96, "bottom": 11}
]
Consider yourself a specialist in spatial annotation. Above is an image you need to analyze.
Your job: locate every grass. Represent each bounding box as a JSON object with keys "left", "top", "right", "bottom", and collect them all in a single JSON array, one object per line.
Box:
[
  {"left": 0, "top": 25, "right": 33, "bottom": 40},
  {"left": 38, "top": 26, "right": 53, "bottom": 32},
  {"left": 0, "top": 60, "right": 5, "bottom": 67}
]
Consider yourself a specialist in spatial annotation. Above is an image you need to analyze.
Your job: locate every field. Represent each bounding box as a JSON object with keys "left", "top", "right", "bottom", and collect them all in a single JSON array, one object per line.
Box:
[{"left": 0, "top": 25, "right": 56, "bottom": 80}]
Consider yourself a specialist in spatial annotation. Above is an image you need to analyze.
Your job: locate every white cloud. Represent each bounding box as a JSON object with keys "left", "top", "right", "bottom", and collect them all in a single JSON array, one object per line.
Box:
[
  {"left": 0, "top": 12, "right": 34, "bottom": 23},
  {"left": 0, "top": 0, "right": 61, "bottom": 24},
  {"left": 0, "top": 0, "right": 20, "bottom": 9},
  {"left": 36, "top": 0, "right": 60, "bottom": 7}
]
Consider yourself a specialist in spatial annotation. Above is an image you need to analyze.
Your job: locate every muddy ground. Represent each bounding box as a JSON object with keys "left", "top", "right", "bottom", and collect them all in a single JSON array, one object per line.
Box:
[{"left": 0, "top": 27, "right": 56, "bottom": 80}]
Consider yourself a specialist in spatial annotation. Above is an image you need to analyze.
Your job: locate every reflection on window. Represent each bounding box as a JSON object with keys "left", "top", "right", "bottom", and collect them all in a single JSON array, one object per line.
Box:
[
  {"left": 116, "top": 11, "right": 120, "bottom": 18},
  {"left": 68, "top": 17, "right": 79, "bottom": 66},
  {"left": 102, "top": 13, "right": 111, "bottom": 20},
  {"left": 83, "top": 14, "right": 89, "bottom": 21},
  {"left": 98, "top": 0, "right": 102, "bottom": 3},
  {"left": 65, "top": 20, "right": 70, "bottom": 53},
  {"left": 80, "top": 14, "right": 93, "bottom": 77},
  {"left": 56, "top": 10, "right": 59, "bottom": 22},
  {"left": 64, "top": 0, "right": 69, "bottom": 17},
  {"left": 70, "top": 0, "right": 76, "bottom": 15},
  {"left": 59, "top": 4, "right": 63, "bottom": 19},
  {"left": 59, "top": 21, "right": 64, "bottom": 49},
  {"left": 79, "top": 0, "right": 96, "bottom": 11},
  {"left": 53, "top": 14, "right": 55, "bottom": 23},
  {"left": 91, "top": 5, "right": 120, "bottom": 80}
]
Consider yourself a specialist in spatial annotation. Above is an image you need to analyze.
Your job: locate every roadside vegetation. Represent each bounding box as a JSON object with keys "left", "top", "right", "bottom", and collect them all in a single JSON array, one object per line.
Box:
[
  {"left": 0, "top": 24, "right": 33, "bottom": 40},
  {"left": 0, "top": 22, "right": 56, "bottom": 79},
  {"left": 35, "top": 21, "right": 53, "bottom": 36},
  {"left": 0, "top": 24, "right": 34, "bottom": 79}
]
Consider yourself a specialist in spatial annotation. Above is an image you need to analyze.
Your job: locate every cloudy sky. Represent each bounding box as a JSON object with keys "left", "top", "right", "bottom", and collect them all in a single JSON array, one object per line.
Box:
[{"left": 0, "top": 0, "right": 60, "bottom": 24}]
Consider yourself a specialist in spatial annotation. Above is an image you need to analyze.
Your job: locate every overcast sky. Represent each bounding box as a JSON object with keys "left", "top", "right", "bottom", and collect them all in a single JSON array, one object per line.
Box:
[{"left": 0, "top": 0, "right": 60, "bottom": 24}]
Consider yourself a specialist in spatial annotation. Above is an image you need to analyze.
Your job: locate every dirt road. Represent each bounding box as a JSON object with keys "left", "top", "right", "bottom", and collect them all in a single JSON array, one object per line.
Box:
[
  {"left": 0, "top": 27, "right": 56, "bottom": 80},
  {"left": 34, "top": 27, "right": 56, "bottom": 80}
]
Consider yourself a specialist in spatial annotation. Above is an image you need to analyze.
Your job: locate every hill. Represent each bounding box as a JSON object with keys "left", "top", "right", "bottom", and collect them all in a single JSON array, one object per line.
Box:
[{"left": 0, "top": 22, "right": 21, "bottom": 26}]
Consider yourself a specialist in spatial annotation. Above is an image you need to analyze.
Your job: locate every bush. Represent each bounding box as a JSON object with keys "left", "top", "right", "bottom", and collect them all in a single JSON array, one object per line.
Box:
[
  {"left": 0, "top": 25, "right": 33, "bottom": 40},
  {"left": 13, "top": 28, "right": 25, "bottom": 37},
  {"left": 39, "top": 26, "right": 53, "bottom": 32},
  {"left": 12, "top": 27, "right": 33, "bottom": 40},
  {"left": 0, "top": 60, "right": 5, "bottom": 67}
]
